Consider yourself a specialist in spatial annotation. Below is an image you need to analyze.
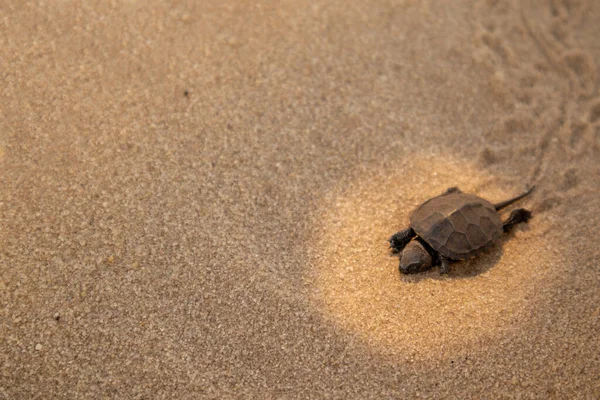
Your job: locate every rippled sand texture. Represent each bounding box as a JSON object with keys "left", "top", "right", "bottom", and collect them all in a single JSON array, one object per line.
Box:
[{"left": 1, "top": 0, "right": 600, "bottom": 399}]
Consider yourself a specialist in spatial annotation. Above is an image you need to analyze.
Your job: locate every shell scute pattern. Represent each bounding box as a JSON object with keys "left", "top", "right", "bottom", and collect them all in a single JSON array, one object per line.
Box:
[
  {"left": 410, "top": 193, "right": 503, "bottom": 260},
  {"left": 465, "top": 223, "right": 490, "bottom": 248},
  {"left": 479, "top": 215, "right": 500, "bottom": 238}
]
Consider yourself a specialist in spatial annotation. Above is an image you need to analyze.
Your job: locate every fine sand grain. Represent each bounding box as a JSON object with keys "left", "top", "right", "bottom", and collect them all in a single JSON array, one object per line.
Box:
[{"left": 1, "top": 0, "right": 600, "bottom": 398}]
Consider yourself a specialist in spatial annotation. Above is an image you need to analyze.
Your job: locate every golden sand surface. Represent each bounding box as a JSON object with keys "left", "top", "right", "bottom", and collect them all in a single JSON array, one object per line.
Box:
[{"left": 1, "top": 0, "right": 600, "bottom": 398}]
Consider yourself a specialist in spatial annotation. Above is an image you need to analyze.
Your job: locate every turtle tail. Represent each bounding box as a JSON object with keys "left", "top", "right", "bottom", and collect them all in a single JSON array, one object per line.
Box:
[{"left": 494, "top": 186, "right": 535, "bottom": 211}]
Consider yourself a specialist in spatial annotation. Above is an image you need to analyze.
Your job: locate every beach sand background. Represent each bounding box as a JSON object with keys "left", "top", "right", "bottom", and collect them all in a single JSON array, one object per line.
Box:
[{"left": 1, "top": 0, "right": 600, "bottom": 398}]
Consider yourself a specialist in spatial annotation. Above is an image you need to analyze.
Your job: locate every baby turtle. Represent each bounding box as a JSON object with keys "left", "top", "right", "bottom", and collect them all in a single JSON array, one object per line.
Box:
[{"left": 389, "top": 186, "right": 534, "bottom": 274}]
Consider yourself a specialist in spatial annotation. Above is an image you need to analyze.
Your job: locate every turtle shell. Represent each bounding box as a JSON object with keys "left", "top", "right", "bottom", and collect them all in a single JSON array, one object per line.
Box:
[{"left": 409, "top": 193, "right": 502, "bottom": 260}]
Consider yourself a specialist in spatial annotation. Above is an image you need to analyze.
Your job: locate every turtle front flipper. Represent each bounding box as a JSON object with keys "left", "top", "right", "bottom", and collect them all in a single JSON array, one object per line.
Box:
[
  {"left": 389, "top": 228, "right": 415, "bottom": 253},
  {"left": 442, "top": 187, "right": 462, "bottom": 195},
  {"left": 439, "top": 256, "right": 452, "bottom": 274},
  {"left": 502, "top": 208, "right": 532, "bottom": 233}
]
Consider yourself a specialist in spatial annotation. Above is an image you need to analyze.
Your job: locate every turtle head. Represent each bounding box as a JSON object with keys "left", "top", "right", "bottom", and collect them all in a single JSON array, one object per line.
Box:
[{"left": 399, "top": 240, "right": 433, "bottom": 274}]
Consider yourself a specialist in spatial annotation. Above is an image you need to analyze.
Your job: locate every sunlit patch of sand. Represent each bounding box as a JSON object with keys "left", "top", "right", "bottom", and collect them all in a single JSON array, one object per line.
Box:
[{"left": 311, "top": 156, "right": 557, "bottom": 359}]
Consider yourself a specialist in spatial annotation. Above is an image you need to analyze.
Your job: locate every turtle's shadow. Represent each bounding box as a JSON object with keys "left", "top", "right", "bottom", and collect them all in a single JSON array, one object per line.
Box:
[{"left": 397, "top": 225, "right": 530, "bottom": 283}]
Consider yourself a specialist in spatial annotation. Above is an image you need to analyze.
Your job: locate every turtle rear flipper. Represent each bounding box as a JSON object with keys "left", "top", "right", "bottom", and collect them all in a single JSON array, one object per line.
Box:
[
  {"left": 389, "top": 228, "right": 415, "bottom": 253},
  {"left": 502, "top": 209, "right": 532, "bottom": 233}
]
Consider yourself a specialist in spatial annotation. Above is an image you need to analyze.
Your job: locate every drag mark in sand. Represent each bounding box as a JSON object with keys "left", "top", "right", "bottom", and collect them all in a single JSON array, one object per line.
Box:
[{"left": 473, "top": 0, "right": 598, "bottom": 215}]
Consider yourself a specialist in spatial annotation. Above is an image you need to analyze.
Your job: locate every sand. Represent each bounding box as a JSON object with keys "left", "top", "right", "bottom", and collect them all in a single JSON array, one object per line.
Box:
[{"left": 1, "top": 0, "right": 600, "bottom": 398}]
